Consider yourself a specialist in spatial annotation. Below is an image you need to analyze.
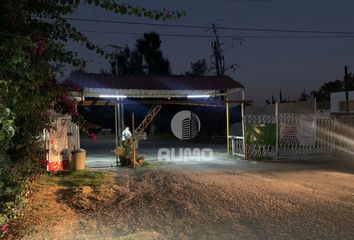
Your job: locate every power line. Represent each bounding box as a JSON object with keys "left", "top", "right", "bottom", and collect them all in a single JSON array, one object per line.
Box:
[
  {"left": 81, "top": 30, "right": 354, "bottom": 39},
  {"left": 66, "top": 17, "right": 354, "bottom": 35}
]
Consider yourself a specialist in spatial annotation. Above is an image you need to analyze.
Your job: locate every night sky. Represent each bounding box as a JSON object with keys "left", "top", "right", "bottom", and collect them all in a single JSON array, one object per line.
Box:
[{"left": 66, "top": 0, "right": 354, "bottom": 105}]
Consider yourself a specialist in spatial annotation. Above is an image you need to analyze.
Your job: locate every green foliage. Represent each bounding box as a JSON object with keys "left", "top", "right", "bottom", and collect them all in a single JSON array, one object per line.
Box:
[
  {"left": 110, "top": 32, "right": 171, "bottom": 76},
  {"left": 0, "top": 107, "right": 15, "bottom": 151},
  {"left": 311, "top": 73, "right": 354, "bottom": 102},
  {"left": 0, "top": 156, "right": 33, "bottom": 231},
  {"left": 109, "top": 46, "right": 145, "bottom": 75},
  {"left": 40, "top": 170, "right": 106, "bottom": 187},
  {"left": 136, "top": 32, "right": 171, "bottom": 75},
  {"left": 246, "top": 123, "right": 276, "bottom": 145},
  {"left": 185, "top": 59, "right": 208, "bottom": 76},
  {"left": 311, "top": 80, "right": 344, "bottom": 102},
  {"left": 0, "top": 0, "right": 185, "bottom": 235}
]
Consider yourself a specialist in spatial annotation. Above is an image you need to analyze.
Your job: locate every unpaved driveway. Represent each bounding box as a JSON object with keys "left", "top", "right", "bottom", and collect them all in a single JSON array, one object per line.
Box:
[{"left": 8, "top": 158, "right": 354, "bottom": 240}]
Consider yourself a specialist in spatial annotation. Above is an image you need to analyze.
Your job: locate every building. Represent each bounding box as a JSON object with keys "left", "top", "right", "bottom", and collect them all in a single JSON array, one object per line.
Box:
[{"left": 330, "top": 91, "right": 354, "bottom": 113}]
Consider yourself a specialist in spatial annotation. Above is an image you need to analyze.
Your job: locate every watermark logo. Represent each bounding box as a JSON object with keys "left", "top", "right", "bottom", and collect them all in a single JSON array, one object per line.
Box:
[
  {"left": 158, "top": 148, "right": 214, "bottom": 162},
  {"left": 171, "top": 110, "right": 201, "bottom": 140}
]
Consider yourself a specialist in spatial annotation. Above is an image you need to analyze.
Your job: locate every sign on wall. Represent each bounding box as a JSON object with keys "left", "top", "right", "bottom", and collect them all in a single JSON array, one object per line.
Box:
[
  {"left": 47, "top": 117, "right": 70, "bottom": 171},
  {"left": 280, "top": 114, "right": 317, "bottom": 146},
  {"left": 280, "top": 123, "right": 298, "bottom": 140},
  {"left": 297, "top": 114, "right": 316, "bottom": 146}
]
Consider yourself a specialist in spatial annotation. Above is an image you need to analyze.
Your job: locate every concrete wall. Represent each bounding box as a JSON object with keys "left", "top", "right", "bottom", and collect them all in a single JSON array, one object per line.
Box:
[
  {"left": 246, "top": 101, "right": 316, "bottom": 115},
  {"left": 330, "top": 91, "right": 354, "bottom": 113}
]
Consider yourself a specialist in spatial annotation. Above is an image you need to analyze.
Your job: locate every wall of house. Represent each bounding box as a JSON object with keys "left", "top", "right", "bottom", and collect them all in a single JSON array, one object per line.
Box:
[{"left": 330, "top": 91, "right": 354, "bottom": 113}]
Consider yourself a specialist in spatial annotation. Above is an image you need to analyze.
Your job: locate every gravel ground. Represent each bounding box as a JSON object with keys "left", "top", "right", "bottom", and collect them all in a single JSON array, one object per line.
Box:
[
  {"left": 8, "top": 157, "right": 354, "bottom": 240},
  {"left": 80, "top": 137, "right": 229, "bottom": 168}
]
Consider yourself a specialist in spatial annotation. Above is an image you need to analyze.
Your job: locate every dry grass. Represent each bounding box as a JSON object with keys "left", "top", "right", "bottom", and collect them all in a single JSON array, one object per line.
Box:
[{"left": 5, "top": 165, "right": 354, "bottom": 240}]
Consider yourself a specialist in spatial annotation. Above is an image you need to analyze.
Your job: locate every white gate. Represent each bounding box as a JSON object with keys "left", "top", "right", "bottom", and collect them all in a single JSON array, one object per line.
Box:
[
  {"left": 279, "top": 113, "right": 334, "bottom": 156},
  {"left": 230, "top": 101, "right": 335, "bottom": 159},
  {"left": 230, "top": 102, "right": 246, "bottom": 158},
  {"left": 230, "top": 136, "right": 245, "bottom": 157}
]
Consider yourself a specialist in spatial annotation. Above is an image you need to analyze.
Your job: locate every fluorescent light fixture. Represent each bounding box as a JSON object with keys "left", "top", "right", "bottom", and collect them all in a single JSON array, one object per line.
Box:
[
  {"left": 99, "top": 94, "right": 127, "bottom": 98},
  {"left": 187, "top": 95, "right": 210, "bottom": 98}
]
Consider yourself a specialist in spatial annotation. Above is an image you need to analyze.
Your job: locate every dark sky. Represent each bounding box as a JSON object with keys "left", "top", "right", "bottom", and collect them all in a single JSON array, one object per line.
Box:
[{"left": 67, "top": 0, "right": 354, "bottom": 105}]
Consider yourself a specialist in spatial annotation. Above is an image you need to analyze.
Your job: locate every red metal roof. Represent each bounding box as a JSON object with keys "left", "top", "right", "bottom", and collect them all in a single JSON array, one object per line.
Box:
[{"left": 68, "top": 73, "right": 244, "bottom": 91}]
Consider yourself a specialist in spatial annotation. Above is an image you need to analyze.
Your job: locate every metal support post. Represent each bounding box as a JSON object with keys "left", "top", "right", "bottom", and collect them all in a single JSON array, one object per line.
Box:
[
  {"left": 226, "top": 94, "right": 230, "bottom": 155},
  {"left": 275, "top": 102, "right": 279, "bottom": 159},
  {"left": 114, "top": 105, "right": 119, "bottom": 165},
  {"left": 132, "top": 113, "right": 137, "bottom": 167}
]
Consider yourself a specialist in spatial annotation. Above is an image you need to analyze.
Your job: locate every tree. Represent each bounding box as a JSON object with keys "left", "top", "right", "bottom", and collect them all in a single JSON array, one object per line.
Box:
[
  {"left": 279, "top": 89, "right": 283, "bottom": 103},
  {"left": 187, "top": 59, "right": 208, "bottom": 76},
  {"left": 310, "top": 69, "right": 354, "bottom": 102},
  {"left": 136, "top": 32, "right": 171, "bottom": 75},
  {"left": 129, "top": 49, "right": 145, "bottom": 75},
  {"left": 209, "top": 23, "right": 239, "bottom": 76},
  {"left": 109, "top": 46, "right": 144, "bottom": 75},
  {"left": 311, "top": 80, "right": 344, "bottom": 101},
  {"left": 109, "top": 46, "right": 129, "bottom": 75},
  {"left": 109, "top": 32, "right": 170, "bottom": 76},
  {"left": 265, "top": 95, "right": 276, "bottom": 105},
  {"left": 298, "top": 89, "right": 311, "bottom": 102},
  {"left": 0, "top": 0, "right": 184, "bottom": 233}
]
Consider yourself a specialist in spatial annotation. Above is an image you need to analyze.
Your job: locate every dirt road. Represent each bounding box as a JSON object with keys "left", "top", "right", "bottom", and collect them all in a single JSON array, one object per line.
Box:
[{"left": 8, "top": 158, "right": 354, "bottom": 240}]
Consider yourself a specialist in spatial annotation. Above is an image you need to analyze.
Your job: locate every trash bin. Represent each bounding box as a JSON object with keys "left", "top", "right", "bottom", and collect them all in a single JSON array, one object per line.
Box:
[{"left": 71, "top": 149, "right": 86, "bottom": 170}]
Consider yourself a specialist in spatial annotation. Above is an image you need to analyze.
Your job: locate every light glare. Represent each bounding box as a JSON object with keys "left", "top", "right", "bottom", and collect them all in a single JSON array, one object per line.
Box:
[
  {"left": 99, "top": 94, "right": 127, "bottom": 98},
  {"left": 187, "top": 95, "right": 210, "bottom": 98}
]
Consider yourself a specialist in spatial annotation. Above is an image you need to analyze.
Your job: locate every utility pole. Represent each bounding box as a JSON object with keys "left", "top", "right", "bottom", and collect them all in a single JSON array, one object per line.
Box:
[
  {"left": 211, "top": 23, "right": 224, "bottom": 76},
  {"left": 344, "top": 66, "right": 349, "bottom": 113},
  {"left": 115, "top": 49, "right": 119, "bottom": 75},
  {"left": 105, "top": 44, "right": 122, "bottom": 75},
  {"left": 226, "top": 94, "right": 230, "bottom": 155}
]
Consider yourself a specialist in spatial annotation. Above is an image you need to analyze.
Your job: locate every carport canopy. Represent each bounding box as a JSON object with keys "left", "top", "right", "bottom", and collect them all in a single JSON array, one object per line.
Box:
[
  {"left": 68, "top": 72, "right": 244, "bottom": 99},
  {"left": 68, "top": 72, "right": 246, "bottom": 156}
]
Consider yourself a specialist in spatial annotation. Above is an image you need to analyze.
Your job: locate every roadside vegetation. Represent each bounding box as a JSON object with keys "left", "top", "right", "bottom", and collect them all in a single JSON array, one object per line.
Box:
[
  {"left": 5, "top": 163, "right": 354, "bottom": 239},
  {"left": 0, "top": 1, "right": 185, "bottom": 237},
  {"left": 39, "top": 170, "right": 106, "bottom": 188}
]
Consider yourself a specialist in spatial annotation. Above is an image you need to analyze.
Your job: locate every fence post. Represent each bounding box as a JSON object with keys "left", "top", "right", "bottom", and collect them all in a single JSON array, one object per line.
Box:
[
  {"left": 114, "top": 104, "right": 119, "bottom": 165},
  {"left": 275, "top": 102, "right": 279, "bottom": 159},
  {"left": 241, "top": 102, "right": 246, "bottom": 158},
  {"left": 241, "top": 90, "right": 247, "bottom": 159},
  {"left": 226, "top": 94, "right": 230, "bottom": 155},
  {"left": 77, "top": 124, "right": 80, "bottom": 149},
  {"left": 231, "top": 137, "right": 235, "bottom": 155},
  {"left": 332, "top": 116, "right": 339, "bottom": 155},
  {"left": 331, "top": 116, "right": 335, "bottom": 155}
]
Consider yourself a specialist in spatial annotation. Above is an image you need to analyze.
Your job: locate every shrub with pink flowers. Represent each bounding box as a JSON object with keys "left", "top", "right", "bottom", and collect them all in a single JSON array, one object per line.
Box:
[
  {"left": 0, "top": 0, "right": 184, "bottom": 236},
  {"left": 0, "top": 224, "right": 9, "bottom": 237}
]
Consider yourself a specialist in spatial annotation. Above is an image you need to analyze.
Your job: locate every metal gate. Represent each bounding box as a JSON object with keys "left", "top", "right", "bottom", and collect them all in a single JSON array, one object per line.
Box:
[
  {"left": 230, "top": 101, "right": 336, "bottom": 159},
  {"left": 279, "top": 113, "right": 333, "bottom": 156},
  {"left": 332, "top": 115, "right": 354, "bottom": 155},
  {"left": 229, "top": 102, "right": 246, "bottom": 158},
  {"left": 245, "top": 114, "right": 277, "bottom": 158}
]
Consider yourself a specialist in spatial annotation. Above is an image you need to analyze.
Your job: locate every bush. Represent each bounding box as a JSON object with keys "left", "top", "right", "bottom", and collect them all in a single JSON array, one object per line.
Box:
[{"left": 0, "top": 0, "right": 184, "bottom": 236}]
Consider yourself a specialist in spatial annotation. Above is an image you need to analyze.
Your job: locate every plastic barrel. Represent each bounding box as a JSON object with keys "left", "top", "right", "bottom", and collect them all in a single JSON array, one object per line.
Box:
[{"left": 71, "top": 149, "right": 86, "bottom": 170}]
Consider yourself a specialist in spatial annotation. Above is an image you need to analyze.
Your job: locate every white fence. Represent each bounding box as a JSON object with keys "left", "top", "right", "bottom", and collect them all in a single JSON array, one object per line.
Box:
[{"left": 230, "top": 101, "right": 346, "bottom": 159}]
